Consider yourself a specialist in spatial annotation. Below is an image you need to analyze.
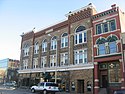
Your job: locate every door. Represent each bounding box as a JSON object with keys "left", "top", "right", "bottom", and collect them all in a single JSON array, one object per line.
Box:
[
  {"left": 77, "top": 80, "right": 84, "bottom": 93},
  {"left": 102, "top": 75, "right": 108, "bottom": 88}
]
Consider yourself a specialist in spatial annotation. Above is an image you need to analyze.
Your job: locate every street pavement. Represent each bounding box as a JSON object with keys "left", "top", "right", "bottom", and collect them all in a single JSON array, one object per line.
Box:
[{"left": 0, "top": 84, "right": 70, "bottom": 94}]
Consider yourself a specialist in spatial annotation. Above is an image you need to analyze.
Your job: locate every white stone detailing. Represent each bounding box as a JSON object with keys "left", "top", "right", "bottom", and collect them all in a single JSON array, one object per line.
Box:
[
  {"left": 18, "top": 63, "right": 94, "bottom": 73},
  {"left": 121, "top": 78, "right": 124, "bottom": 81},
  {"left": 121, "top": 87, "right": 125, "bottom": 89},
  {"left": 94, "top": 79, "right": 99, "bottom": 82},
  {"left": 93, "top": 14, "right": 118, "bottom": 23},
  {"left": 94, "top": 86, "right": 99, "bottom": 88},
  {"left": 94, "top": 62, "right": 98, "bottom": 65},
  {"left": 65, "top": 3, "right": 96, "bottom": 17},
  {"left": 45, "top": 29, "right": 53, "bottom": 33}
]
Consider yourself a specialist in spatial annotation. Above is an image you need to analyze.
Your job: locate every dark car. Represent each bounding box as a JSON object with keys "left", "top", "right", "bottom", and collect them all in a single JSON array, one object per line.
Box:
[{"left": 114, "top": 89, "right": 125, "bottom": 94}]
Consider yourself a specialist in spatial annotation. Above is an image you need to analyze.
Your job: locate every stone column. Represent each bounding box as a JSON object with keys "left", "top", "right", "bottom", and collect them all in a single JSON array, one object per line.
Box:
[{"left": 94, "top": 62, "right": 99, "bottom": 94}]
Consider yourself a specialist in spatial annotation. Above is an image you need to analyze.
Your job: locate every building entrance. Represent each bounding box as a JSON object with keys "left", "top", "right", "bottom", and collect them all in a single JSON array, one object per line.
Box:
[{"left": 77, "top": 80, "right": 84, "bottom": 93}]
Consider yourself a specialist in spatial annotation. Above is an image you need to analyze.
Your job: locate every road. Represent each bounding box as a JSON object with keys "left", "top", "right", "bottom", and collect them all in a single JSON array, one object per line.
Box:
[{"left": 0, "top": 85, "right": 70, "bottom": 94}]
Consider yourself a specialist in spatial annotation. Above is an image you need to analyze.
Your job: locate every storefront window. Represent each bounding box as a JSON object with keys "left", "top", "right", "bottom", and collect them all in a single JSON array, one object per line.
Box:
[{"left": 109, "top": 63, "right": 121, "bottom": 83}]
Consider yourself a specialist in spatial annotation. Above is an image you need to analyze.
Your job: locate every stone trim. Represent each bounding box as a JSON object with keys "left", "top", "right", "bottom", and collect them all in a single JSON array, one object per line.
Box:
[{"left": 94, "top": 79, "right": 99, "bottom": 82}]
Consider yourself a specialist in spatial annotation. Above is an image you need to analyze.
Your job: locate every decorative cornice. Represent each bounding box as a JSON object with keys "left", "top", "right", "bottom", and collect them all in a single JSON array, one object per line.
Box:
[{"left": 65, "top": 3, "right": 96, "bottom": 17}]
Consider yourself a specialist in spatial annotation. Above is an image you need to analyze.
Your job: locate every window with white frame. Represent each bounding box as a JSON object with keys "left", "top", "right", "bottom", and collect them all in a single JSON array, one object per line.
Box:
[
  {"left": 96, "top": 35, "right": 118, "bottom": 56},
  {"left": 33, "top": 58, "right": 38, "bottom": 68},
  {"left": 96, "top": 19, "right": 116, "bottom": 35},
  {"left": 107, "top": 35, "right": 118, "bottom": 54},
  {"left": 60, "top": 52, "right": 68, "bottom": 66},
  {"left": 96, "top": 38, "right": 106, "bottom": 55},
  {"left": 50, "top": 55, "right": 56, "bottom": 67},
  {"left": 41, "top": 56, "right": 47, "bottom": 68},
  {"left": 23, "top": 59, "right": 28, "bottom": 69},
  {"left": 74, "top": 49, "right": 87, "bottom": 64},
  {"left": 61, "top": 33, "right": 68, "bottom": 48},
  {"left": 42, "top": 39, "right": 47, "bottom": 52},
  {"left": 34, "top": 42, "right": 39, "bottom": 54},
  {"left": 75, "top": 26, "right": 87, "bottom": 45},
  {"left": 23, "top": 44, "right": 29, "bottom": 56},
  {"left": 51, "top": 36, "right": 57, "bottom": 50}
]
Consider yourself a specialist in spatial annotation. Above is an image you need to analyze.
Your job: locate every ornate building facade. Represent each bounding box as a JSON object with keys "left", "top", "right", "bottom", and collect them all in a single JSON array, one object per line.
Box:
[
  {"left": 18, "top": 3, "right": 96, "bottom": 94},
  {"left": 92, "top": 4, "right": 125, "bottom": 94}
]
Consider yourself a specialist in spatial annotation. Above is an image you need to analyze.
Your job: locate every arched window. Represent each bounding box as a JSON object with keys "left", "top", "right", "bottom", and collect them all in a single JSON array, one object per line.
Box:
[
  {"left": 42, "top": 39, "right": 47, "bottom": 52},
  {"left": 75, "top": 26, "right": 87, "bottom": 44},
  {"left": 34, "top": 42, "right": 39, "bottom": 54},
  {"left": 96, "top": 38, "right": 106, "bottom": 55},
  {"left": 61, "top": 33, "right": 68, "bottom": 48},
  {"left": 51, "top": 36, "right": 57, "bottom": 50},
  {"left": 23, "top": 44, "right": 30, "bottom": 56},
  {"left": 107, "top": 35, "right": 118, "bottom": 54}
]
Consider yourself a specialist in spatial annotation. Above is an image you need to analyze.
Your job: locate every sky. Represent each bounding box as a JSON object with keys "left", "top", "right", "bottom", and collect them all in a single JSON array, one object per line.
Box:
[{"left": 0, "top": 0, "right": 125, "bottom": 60}]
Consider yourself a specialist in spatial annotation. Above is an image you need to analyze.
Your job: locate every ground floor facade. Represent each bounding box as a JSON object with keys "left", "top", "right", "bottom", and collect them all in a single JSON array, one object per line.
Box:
[
  {"left": 18, "top": 67, "right": 93, "bottom": 94},
  {"left": 94, "top": 56, "right": 125, "bottom": 94}
]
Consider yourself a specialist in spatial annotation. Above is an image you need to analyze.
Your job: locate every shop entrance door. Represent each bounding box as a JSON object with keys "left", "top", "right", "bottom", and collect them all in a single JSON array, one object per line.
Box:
[
  {"left": 77, "top": 80, "right": 84, "bottom": 93},
  {"left": 102, "top": 75, "right": 108, "bottom": 88}
]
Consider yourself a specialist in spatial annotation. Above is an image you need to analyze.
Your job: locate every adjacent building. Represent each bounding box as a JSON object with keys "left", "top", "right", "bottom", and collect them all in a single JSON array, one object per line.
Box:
[
  {"left": 92, "top": 4, "right": 125, "bottom": 94},
  {"left": 0, "top": 58, "right": 19, "bottom": 84}
]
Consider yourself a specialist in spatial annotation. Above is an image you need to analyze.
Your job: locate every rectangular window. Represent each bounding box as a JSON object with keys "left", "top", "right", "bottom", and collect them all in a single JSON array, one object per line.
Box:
[
  {"left": 61, "top": 38, "right": 64, "bottom": 48},
  {"left": 109, "top": 42, "right": 117, "bottom": 53},
  {"left": 74, "top": 49, "right": 87, "bottom": 64},
  {"left": 50, "top": 55, "right": 56, "bottom": 67},
  {"left": 33, "top": 58, "right": 38, "bottom": 69},
  {"left": 109, "top": 63, "right": 121, "bottom": 82},
  {"left": 96, "top": 24, "right": 102, "bottom": 34},
  {"left": 79, "top": 34, "right": 82, "bottom": 43},
  {"left": 84, "top": 32, "right": 87, "bottom": 42},
  {"left": 98, "top": 44, "right": 105, "bottom": 55},
  {"left": 65, "top": 37, "right": 68, "bottom": 47},
  {"left": 103, "top": 22, "right": 108, "bottom": 33},
  {"left": 75, "top": 32, "right": 87, "bottom": 45},
  {"left": 41, "top": 57, "right": 46, "bottom": 68},
  {"left": 110, "top": 20, "right": 116, "bottom": 31},
  {"left": 75, "top": 35, "right": 77, "bottom": 44},
  {"left": 60, "top": 52, "right": 68, "bottom": 66}
]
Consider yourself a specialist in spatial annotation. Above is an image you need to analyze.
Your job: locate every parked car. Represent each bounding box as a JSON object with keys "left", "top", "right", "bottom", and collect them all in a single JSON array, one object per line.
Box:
[
  {"left": 31, "top": 82, "right": 59, "bottom": 94},
  {"left": 114, "top": 89, "right": 125, "bottom": 94},
  {"left": 3, "top": 81, "right": 17, "bottom": 87}
]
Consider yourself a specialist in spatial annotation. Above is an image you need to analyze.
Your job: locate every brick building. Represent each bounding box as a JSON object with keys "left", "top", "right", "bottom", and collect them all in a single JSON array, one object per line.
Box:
[
  {"left": 18, "top": 3, "right": 125, "bottom": 94},
  {"left": 18, "top": 3, "right": 96, "bottom": 94},
  {"left": 92, "top": 4, "right": 125, "bottom": 94}
]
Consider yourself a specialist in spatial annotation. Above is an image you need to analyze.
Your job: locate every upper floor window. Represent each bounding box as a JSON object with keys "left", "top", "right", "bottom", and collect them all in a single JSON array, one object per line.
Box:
[
  {"left": 96, "top": 35, "right": 118, "bottom": 56},
  {"left": 41, "top": 56, "right": 46, "bottom": 68},
  {"left": 96, "top": 38, "right": 106, "bottom": 55},
  {"left": 110, "top": 20, "right": 116, "bottom": 31},
  {"left": 74, "top": 49, "right": 87, "bottom": 65},
  {"left": 60, "top": 52, "right": 68, "bottom": 66},
  {"left": 33, "top": 58, "right": 38, "bottom": 69},
  {"left": 50, "top": 55, "right": 56, "bottom": 67},
  {"left": 23, "top": 59, "right": 28, "bottom": 69},
  {"left": 61, "top": 33, "right": 68, "bottom": 48},
  {"left": 96, "top": 19, "right": 116, "bottom": 35},
  {"left": 51, "top": 36, "right": 57, "bottom": 50},
  {"left": 23, "top": 44, "right": 29, "bottom": 56},
  {"left": 34, "top": 42, "right": 39, "bottom": 54},
  {"left": 75, "top": 26, "right": 87, "bottom": 45},
  {"left": 107, "top": 35, "right": 118, "bottom": 54},
  {"left": 42, "top": 39, "right": 47, "bottom": 52}
]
